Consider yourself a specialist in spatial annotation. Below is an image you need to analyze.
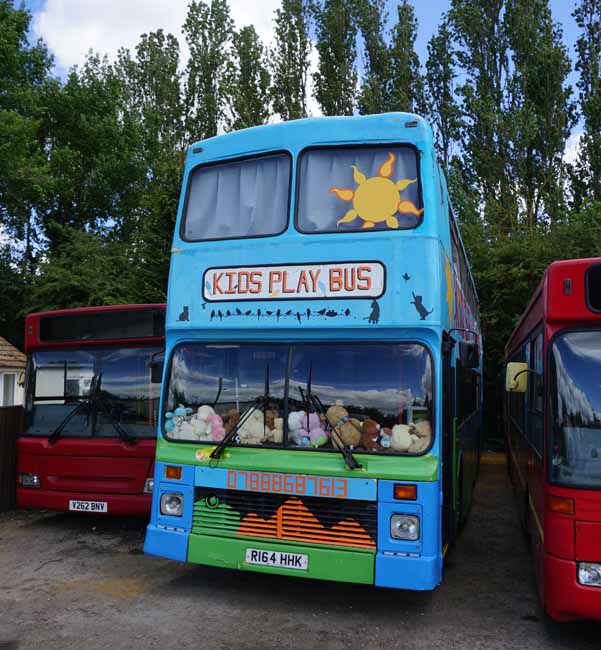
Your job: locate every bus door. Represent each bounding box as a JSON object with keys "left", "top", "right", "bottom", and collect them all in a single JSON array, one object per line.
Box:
[
  {"left": 526, "top": 332, "right": 545, "bottom": 594},
  {"left": 442, "top": 332, "right": 456, "bottom": 549}
]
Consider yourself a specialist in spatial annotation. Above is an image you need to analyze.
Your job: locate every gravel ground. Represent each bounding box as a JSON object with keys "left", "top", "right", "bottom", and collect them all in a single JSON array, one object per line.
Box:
[{"left": 0, "top": 453, "right": 599, "bottom": 650}]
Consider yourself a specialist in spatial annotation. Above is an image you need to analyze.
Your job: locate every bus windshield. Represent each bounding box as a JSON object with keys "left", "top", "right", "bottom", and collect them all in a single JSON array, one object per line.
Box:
[
  {"left": 163, "top": 343, "right": 433, "bottom": 455},
  {"left": 550, "top": 331, "right": 601, "bottom": 488},
  {"left": 25, "top": 346, "right": 163, "bottom": 439}
]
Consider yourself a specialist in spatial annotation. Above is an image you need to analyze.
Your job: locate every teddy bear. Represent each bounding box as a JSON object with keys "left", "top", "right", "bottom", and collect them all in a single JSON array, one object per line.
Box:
[
  {"left": 265, "top": 417, "right": 284, "bottom": 444},
  {"left": 237, "top": 408, "right": 268, "bottom": 445},
  {"left": 298, "top": 412, "right": 329, "bottom": 448},
  {"left": 361, "top": 419, "right": 382, "bottom": 451},
  {"left": 187, "top": 404, "right": 218, "bottom": 441},
  {"left": 221, "top": 408, "right": 240, "bottom": 435},
  {"left": 265, "top": 409, "right": 278, "bottom": 430},
  {"left": 390, "top": 424, "right": 413, "bottom": 452},
  {"left": 407, "top": 420, "right": 432, "bottom": 453},
  {"left": 379, "top": 427, "right": 392, "bottom": 449},
  {"left": 326, "top": 401, "right": 362, "bottom": 449},
  {"left": 165, "top": 404, "right": 193, "bottom": 439},
  {"left": 207, "top": 413, "right": 225, "bottom": 441},
  {"left": 288, "top": 410, "right": 309, "bottom": 446}
]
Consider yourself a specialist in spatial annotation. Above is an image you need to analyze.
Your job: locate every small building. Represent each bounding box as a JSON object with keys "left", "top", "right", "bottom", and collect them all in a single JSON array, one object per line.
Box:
[{"left": 0, "top": 337, "right": 25, "bottom": 407}]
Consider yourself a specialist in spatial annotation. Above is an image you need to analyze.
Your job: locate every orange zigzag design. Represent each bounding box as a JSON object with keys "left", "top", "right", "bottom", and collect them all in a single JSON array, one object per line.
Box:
[{"left": 236, "top": 497, "right": 375, "bottom": 549}]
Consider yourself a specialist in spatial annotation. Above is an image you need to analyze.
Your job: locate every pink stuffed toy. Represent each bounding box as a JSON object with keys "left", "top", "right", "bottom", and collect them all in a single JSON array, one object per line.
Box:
[
  {"left": 300, "top": 412, "right": 328, "bottom": 448},
  {"left": 208, "top": 414, "right": 225, "bottom": 441}
]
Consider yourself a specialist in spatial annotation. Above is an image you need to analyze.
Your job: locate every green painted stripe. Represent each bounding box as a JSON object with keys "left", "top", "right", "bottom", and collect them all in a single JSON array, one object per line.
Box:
[
  {"left": 156, "top": 438, "right": 439, "bottom": 481},
  {"left": 188, "top": 533, "right": 375, "bottom": 584}
]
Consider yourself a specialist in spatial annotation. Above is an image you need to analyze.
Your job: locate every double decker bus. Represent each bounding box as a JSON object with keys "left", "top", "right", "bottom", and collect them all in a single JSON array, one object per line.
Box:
[
  {"left": 17, "top": 304, "right": 165, "bottom": 516},
  {"left": 145, "top": 113, "right": 482, "bottom": 590},
  {"left": 505, "top": 258, "right": 601, "bottom": 622}
]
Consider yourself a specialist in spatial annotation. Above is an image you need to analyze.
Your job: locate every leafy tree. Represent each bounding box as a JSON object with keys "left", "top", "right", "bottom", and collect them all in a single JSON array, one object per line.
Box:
[
  {"left": 312, "top": 0, "right": 357, "bottom": 116},
  {"left": 425, "top": 16, "right": 462, "bottom": 167},
  {"left": 0, "top": 0, "right": 54, "bottom": 274},
  {"left": 356, "top": 0, "right": 389, "bottom": 115},
  {"left": 271, "top": 0, "right": 311, "bottom": 120},
  {"left": 573, "top": 0, "right": 601, "bottom": 203},
  {"left": 225, "top": 25, "right": 271, "bottom": 130},
  {"left": 388, "top": 0, "right": 426, "bottom": 115},
  {"left": 184, "top": 0, "right": 233, "bottom": 140},
  {"left": 505, "top": 0, "right": 574, "bottom": 228}
]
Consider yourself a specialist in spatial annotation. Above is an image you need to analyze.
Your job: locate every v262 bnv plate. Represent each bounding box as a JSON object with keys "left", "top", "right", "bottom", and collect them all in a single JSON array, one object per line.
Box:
[
  {"left": 69, "top": 500, "right": 108, "bottom": 513},
  {"left": 245, "top": 548, "right": 308, "bottom": 571}
]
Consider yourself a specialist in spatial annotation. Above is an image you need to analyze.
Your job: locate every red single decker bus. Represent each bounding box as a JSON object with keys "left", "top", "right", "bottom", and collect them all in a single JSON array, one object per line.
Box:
[
  {"left": 17, "top": 304, "right": 165, "bottom": 516},
  {"left": 505, "top": 258, "right": 601, "bottom": 622}
]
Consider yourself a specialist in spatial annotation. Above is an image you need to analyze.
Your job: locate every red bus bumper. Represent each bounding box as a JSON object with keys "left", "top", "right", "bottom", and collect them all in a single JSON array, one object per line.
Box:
[
  {"left": 17, "top": 487, "right": 152, "bottom": 517},
  {"left": 545, "top": 553, "right": 601, "bottom": 622}
]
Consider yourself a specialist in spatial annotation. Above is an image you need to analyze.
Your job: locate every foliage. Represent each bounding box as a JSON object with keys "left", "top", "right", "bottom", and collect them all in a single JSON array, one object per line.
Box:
[
  {"left": 312, "top": 0, "right": 357, "bottom": 116},
  {"left": 271, "top": 0, "right": 311, "bottom": 120}
]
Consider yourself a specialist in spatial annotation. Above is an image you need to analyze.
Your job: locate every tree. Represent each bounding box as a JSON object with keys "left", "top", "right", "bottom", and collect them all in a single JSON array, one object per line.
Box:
[
  {"left": 505, "top": 0, "right": 574, "bottom": 228},
  {"left": 271, "top": 0, "right": 311, "bottom": 120},
  {"left": 573, "top": 0, "right": 601, "bottom": 203},
  {"left": 356, "top": 0, "right": 389, "bottom": 115},
  {"left": 425, "top": 16, "right": 462, "bottom": 167},
  {"left": 388, "top": 0, "right": 425, "bottom": 115},
  {"left": 184, "top": 0, "right": 233, "bottom": 140},
  {"left": 225, "top": 25, "right": 271, "bottom": 130},
  {"left": 312, "top": 0, "right": 357, "bottom": 116},
  {"left": 0, "top": 0, "right": 54, "bottom": 276}
]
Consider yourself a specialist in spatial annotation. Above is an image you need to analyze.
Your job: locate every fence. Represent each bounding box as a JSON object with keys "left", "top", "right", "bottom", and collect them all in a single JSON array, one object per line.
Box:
[{"left": 0, "top": 406, "right": 22, "bottom": 512}]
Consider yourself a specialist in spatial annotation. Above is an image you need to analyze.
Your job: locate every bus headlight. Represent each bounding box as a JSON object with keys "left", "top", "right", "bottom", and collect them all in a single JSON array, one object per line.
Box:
[
  {"left": 390, "top": 514, "right": 420, "bottom": 541},
  {"left": 160, "top": 493, "right": 183, "bottom": 517},
  {"left": 578, "top": 563, "right": 601, "bottom": 587},
  {"left": 143, "top": 478, "right": 154, "bottom": 494},
  {"left": 19, "top": 473, "right": 40, "bottom": 488}
]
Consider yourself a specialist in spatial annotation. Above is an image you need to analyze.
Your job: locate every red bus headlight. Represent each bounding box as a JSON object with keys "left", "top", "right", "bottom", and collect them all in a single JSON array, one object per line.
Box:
[{"left": 19, "top": 474, "right": 40, "bottom": 488}]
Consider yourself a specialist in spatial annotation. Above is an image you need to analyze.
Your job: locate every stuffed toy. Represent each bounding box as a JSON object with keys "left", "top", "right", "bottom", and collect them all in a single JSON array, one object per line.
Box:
[
  {"left": 222, "top": 408, "right": 240, "bottom": 434},
  {"left": 379, "top": 427, "right": 392, "bottom": 449},
  {"left": 361, "top": 419, "right": 382, "bottom": 451},
  {"left": 265, "top": 417, "right": 284, "bottom": 444},
  {"left": 390, "top": 424, "right": 413, "bottom": 452},
  {"left": 326, "top": 402, "right": 362, "bottom": 449},
  {"left": 288, "top": 410, "right": 309, "bottom": 445},
  {"left": 265, "top": 409, "right": 278, "bottom": 430},
  {"left": 188, "top": 404, "right": 217, "bottom": 441},
  {"left": 297, "top": 412, "right": 328, "bottom": 448},
  {"left": 408, "top": 420, "right": 432, "bottom": 453},
  {"left": 237, "top": 408, "right": 268, "bottom": 445},
  {"left": 208, "top": 414, "right": 225, "bottom": 441}
]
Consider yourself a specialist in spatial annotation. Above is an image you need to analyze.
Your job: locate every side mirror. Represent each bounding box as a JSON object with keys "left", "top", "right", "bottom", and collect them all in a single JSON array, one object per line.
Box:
[
  {"left": 150, "top": 352, "right": 165, "bottom": 384},
  {"left": 506, "top": 362, "right": 528, "bottom": 393},
  {"left": 458, "top": 340, "right": 479, "bottom": 368}
]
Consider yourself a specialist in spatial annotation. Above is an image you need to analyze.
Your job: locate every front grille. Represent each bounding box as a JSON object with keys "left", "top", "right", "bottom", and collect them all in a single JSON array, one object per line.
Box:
[{"left": 193, "top": 487, "right": 377, "bottom": 550}]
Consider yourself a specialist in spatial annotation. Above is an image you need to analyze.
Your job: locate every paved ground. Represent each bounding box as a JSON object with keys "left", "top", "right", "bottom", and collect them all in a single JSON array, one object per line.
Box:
[{"left": 0, "top": 454, "right": 599, "bottom": 650}]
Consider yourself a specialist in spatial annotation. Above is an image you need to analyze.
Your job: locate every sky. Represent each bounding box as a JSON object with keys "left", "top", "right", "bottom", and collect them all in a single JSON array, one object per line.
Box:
[{"left": 21, "top": 0, "right": 584, "bottom": 155}]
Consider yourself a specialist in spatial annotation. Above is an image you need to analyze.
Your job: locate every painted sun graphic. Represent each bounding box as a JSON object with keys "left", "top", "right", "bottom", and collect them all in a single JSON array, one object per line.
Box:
[{"left": 329, "top": 152, "right": 424, "bottom": 229}]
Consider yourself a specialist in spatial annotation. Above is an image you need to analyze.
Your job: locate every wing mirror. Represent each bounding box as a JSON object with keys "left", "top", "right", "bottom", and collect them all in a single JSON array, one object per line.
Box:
[
  {"left": 505, "top": 362, "right": 528, "bottom": 393},
  {"left": 150, "top": 351, "right": 165, "bottom": 384},
  {"left": 458, "top": 340, "right": 479, "bottom": 369}
]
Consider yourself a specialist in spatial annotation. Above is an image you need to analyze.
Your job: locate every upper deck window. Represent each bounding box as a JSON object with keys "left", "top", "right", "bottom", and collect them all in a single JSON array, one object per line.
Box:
[
  {"left": 182, "top": 153, "right": 291, "bottom": 241},
  {"left": 296, "top": 146, "right": 423, "bottom": 234}
]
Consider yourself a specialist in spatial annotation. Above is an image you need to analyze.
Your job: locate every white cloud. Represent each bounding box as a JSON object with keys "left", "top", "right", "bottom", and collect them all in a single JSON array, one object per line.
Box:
[
  {"left": 32, "top": 0, "right": 281, "bottom": 72},
  {"left": 564, "top": 131, "right": 583, "bottom": 166}
]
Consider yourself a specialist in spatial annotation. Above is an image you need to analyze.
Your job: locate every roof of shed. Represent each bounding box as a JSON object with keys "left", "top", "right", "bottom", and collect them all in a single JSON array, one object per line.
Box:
[{"left": 0, "top": 337, "right": 25, "bottom": 369}]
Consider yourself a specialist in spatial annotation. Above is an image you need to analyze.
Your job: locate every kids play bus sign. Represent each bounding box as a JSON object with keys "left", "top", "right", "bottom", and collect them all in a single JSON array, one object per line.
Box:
[{"left": 202, "top": 261, "right": 386, "bottom": 302}]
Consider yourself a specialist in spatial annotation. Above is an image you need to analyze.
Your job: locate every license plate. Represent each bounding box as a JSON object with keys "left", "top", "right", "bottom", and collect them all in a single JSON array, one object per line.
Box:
[
  {"left": 245, "top": 548, "right": 308, "bottom": 571},
  {"left": 68, "top": 500, "right": 108, "bottom": 513}
]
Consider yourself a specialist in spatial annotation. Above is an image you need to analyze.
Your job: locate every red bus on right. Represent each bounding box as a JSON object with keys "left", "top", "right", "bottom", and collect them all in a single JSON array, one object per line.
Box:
[{"left": 505, "top": 257, "right": 601, "bottom": 623}]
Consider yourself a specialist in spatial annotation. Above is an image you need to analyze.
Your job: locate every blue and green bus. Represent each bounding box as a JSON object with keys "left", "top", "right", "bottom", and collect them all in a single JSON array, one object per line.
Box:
[{"left": 145, "top": 113, "right": 482, "bottom": 590}]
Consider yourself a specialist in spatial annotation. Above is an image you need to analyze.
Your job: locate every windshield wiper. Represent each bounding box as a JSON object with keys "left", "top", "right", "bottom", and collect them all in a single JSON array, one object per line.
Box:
[
  {"left": 211, "top": 365, "right": 270, "bottom": 460},
  {"left": 300, "top": 363, "right": 362, "bottom": 470},
  {"left": 48, "top": 373, "right": 100, "bottom": 445},
  {"left": 93, "top": 375, "right": 136, "bottom": 446}
]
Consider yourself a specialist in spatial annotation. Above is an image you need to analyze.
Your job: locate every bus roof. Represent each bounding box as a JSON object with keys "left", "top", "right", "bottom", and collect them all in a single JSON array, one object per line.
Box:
[
  {"left": 505, "top": 257, "right": 601, "bottom": 356},
  {"left": 186, "top": 113, "right": 433, "bottom": 162}
]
